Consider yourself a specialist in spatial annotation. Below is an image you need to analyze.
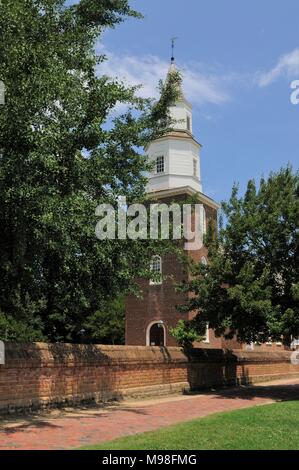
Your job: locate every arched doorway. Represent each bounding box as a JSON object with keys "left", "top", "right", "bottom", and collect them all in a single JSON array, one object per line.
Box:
[{"left": 146, "top": 322, "right": 166, "bottom": 347}]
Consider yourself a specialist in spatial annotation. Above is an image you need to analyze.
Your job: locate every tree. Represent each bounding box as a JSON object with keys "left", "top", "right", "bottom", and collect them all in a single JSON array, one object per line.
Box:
[
  {"left": 172, "top": 167, "right": 299, "bottom": 347},
  {"left": 83, "top": 296, "right": 125, "bottom": 345},
  {"left": 0, "top": 0, "right": 179, "bottom": 342}
]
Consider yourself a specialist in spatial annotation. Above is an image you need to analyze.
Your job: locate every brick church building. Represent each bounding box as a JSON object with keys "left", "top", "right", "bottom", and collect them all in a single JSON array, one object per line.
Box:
[{"left": 125, "top": 58, "right": 286, "bottom": 352}]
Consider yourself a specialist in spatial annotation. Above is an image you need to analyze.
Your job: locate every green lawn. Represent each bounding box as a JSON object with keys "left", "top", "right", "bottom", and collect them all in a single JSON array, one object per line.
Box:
[{"left": 81, "top": 401, "right": 299, "bottom": 450}]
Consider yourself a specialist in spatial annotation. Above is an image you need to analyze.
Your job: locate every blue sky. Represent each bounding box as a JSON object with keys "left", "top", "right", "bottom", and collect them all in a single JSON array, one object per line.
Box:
[{"left": 72, "top": 0, "right": 299, "bottom": 203}]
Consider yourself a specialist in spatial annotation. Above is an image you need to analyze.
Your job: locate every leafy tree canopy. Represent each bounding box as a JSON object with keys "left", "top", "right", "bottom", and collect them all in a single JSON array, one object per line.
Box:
[
  {"left": 172, "top": 167, "right": 299, "bottom": 347},
  {"left": 83, "top": 295, "right": 125, "bottom": 345},
  {"left": 0, "top": 0, "right": 180, "bottom": 342}
]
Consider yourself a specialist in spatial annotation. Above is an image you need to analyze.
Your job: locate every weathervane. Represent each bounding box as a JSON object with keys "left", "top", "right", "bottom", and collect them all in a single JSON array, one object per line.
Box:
[{"left": 171, "top": 37, "right": 177, "bottom": 63}]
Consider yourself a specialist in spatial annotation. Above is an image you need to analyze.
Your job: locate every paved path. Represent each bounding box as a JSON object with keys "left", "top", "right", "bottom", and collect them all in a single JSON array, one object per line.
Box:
[{"left": 1, "top": 378, "right": 299, "bottom": 450}]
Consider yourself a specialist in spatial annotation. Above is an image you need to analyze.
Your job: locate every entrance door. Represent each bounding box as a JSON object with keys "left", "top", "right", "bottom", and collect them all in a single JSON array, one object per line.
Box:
[{"left": 149, "top": 323, "right": 165, "bottom": 346}]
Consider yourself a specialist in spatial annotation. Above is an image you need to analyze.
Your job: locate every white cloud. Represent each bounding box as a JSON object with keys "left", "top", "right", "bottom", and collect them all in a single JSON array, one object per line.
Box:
[
  {"left": 258, "top": 48, "right": 299, "bottom": 87},
  {"left": 96, "top": 45, "right": 231, "bottom": 107}
]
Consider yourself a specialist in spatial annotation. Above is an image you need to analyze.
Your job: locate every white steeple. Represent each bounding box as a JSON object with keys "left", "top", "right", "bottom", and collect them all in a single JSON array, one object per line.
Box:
[{"left": 146, "top": 57, "right": 202, "bottom": 195}]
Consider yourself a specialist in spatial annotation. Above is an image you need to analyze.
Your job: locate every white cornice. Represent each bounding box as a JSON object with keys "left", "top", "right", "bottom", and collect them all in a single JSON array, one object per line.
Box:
[
  {"left": 146, "top": 186, "right": 220, "bottom": 210},
  {"left": 149, "top": 173, "right": 201, "bottom": 182},
  {"left": 146, "top": 132, "right": 202, "bottom": 150}
]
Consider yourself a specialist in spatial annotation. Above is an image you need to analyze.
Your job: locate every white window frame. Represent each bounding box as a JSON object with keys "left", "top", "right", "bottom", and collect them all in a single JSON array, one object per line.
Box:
[
  {"left": 156, "top": 155, "right": 165, "bottom": 174},
  {"left": 202, "top": 323, "right": 210, "bottom": 344},
  {"left": 146, "top": 321, "right": 166, "bottom": 346},
  {"left": 149, "top": 255, "right": 162, "bottom": 285}
]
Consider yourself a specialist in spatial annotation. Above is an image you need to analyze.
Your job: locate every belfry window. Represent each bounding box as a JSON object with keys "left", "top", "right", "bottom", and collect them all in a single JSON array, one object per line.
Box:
[
  {"left": 156, "top": 155, "right": 165, "bottom": 174},
  {"left": 193, "top": 159, "right": 197, "bottom": 177},
  {"left": 187, "top": 115, "right": 191, "bottom": 131},
  {"left": 150, "top": 255, "right": 162, "bottom": 285}
]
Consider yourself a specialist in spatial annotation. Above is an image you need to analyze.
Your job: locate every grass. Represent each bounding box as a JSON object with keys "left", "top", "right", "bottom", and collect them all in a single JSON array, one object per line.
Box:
[{"left": 81, "top": 401, "right": 299, "bottom": 450}]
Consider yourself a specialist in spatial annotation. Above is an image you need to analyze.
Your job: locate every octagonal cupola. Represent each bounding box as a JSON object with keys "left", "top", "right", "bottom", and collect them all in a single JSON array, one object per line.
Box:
[{"left": 146, "top": 58, "right": 202, "bottom": 194}]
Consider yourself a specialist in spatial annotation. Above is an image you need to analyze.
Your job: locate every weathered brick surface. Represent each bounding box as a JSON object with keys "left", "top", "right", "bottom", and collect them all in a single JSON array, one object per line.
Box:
[
  {"left": 125, "top": 251, "right": 189, "bottom": 347},
  {"left": 0, "top": 343, "right": 298, "bottom": 414},
  {"left": 125, "top": 198, "right": 219, "bottom": 347}
]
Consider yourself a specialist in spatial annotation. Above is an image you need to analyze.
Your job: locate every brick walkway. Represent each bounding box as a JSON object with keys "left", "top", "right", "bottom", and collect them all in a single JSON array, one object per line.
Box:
[{"left": 0, "top": 378, "right": 299, "bottom": 450}]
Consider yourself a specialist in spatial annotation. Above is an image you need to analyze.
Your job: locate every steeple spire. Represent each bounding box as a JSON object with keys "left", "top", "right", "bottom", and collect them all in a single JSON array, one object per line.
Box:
[
  {"left": 167, "top": 39, "right": 188, "bottom": 104},
  {"left": 171, "top": 37, "right": 177, "bottom": 64}
]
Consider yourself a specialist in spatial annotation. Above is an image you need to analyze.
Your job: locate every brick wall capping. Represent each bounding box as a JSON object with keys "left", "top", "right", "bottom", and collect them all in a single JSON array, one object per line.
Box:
[
  {"left": 1, "top": 343, "right": 293, "bottom": 367},
  {"left": 2, "top": 343, "right": 188, "bottom": 366},
  {"left": 187, "top": 348, "right": 293, "bottom": 363}
]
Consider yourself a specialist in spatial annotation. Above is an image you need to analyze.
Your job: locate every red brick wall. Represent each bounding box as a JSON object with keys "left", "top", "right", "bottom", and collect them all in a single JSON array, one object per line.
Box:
[
  {"left": 126, "top": 251, "right": 189, "bottom": 346},
  {"left": 125, "top": 197, "right": 220, "bottom": 347},
  {"left": 0, "top": 343, "right": 298, "bottom": 414}
]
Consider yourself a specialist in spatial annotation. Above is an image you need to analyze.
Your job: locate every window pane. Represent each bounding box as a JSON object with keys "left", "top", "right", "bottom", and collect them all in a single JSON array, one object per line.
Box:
[
  {"left": 151, "top": 256, "right": 161, "bottom": 273},
  {"left": 150, "top": 255, "right": 162, "bottom": 285},
  {"left": 156, "top": 156, "right": 164, "bottom": 173}
]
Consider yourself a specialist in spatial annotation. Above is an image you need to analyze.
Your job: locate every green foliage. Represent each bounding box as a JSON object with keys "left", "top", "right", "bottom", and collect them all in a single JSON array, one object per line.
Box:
[
  {"left": 0, "top": 311, "right": 45, "bottom": 342},
  {"left": 83, "top": 296, "right": 125, "bottom": 344},
  {"left": 175, "top": 167, "right": 299, "bottom": 346},
  {"left": 170, "top": 320, "right": 202, "bottom": 349},
  {"left": 0, "top": 1, "right": 180, "bottom": 342}
]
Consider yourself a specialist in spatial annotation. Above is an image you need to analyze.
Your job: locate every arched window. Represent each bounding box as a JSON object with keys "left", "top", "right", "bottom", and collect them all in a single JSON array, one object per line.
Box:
[
  {"left": 150, "top": 255, "right": 162, "bottom": 285},
  {"left": 146, "top": 321, "right": 166, "bottom": 346}
]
